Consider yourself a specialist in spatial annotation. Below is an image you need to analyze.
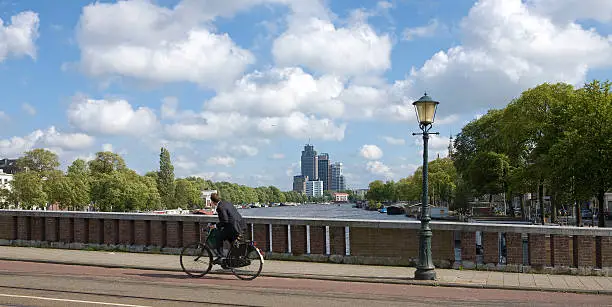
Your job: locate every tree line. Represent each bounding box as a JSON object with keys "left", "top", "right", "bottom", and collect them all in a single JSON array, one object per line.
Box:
[
  {"left": 0, "top": 147, "right": 321, "bottom": 211},
  {"left": 366, "top": 80, "right": 612, "bottom": 227}
]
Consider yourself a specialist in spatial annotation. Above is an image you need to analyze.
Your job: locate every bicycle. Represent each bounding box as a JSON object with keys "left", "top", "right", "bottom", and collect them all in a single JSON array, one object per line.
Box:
[{"left": 179, "top": 223, "right": 264, "bottom": 280}]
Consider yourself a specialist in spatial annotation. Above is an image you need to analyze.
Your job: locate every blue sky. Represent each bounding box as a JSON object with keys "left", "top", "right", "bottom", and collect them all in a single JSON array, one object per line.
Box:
[{"left": 1, "top": 0, "right": 611, "bottom": 190}]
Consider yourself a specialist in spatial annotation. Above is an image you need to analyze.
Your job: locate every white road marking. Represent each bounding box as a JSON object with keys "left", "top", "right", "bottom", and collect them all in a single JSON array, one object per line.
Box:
[{"left": 0, "top": 293, "right": 152, "bottom": 306}]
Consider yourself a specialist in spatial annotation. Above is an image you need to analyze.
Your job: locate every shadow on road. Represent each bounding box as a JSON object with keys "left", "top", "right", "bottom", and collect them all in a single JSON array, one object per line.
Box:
[{"left": 126, "top": 272, "right": 230, "bottom": 281}]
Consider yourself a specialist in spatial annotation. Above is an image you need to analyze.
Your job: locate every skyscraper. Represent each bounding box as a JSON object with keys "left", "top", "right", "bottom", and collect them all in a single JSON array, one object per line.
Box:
[
  {"left": 331, "top": 162, "right": 345, "bottom": 191},
  {"left": 301, "top": 144, "right": 318, "bottom": 182},
  {"left": 292, "top": 175, "right": 308, "bottom": 194},
  {"left": 317, "top": 153, "right": 330, "bottom": 191}
]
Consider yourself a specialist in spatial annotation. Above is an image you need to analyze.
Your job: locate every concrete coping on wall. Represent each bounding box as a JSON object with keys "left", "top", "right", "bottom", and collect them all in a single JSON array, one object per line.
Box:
[{"left": 1, "top": 209, "right": 611, "bottom": 237}]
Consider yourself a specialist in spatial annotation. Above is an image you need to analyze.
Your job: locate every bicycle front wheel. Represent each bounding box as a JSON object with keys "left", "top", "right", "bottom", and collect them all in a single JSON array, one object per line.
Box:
[
  {"left": 228, "top": 244, "right": 264, "bottom": 280},
  {"left": 180, "top": 242, "right": 213, "bottom": 277}
]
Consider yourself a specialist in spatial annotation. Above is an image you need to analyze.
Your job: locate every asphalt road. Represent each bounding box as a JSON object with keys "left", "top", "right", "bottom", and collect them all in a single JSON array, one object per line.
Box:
[{"left": 0, "top": 260, "right": 608, "bottom": 307}]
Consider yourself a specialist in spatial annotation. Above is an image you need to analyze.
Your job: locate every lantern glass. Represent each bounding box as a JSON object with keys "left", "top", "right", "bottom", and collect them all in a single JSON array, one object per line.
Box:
[{"left": 413, "top": 94, "right": 439, "bottom": 125}]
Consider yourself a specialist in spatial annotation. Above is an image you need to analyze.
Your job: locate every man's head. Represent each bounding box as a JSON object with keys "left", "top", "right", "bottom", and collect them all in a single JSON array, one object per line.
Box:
[{"left": 210, "top": 193, "right": 221, "bottom": 205}]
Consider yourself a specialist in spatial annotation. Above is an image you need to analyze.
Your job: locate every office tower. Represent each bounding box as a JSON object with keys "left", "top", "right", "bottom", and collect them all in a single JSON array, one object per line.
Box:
[
  {"left": 317, "top": 153, "right": 330, "bottom": 191},
  {"left": 306, "top": 180, "right": 324, "bottom": 197},
  {"left": 331, "top": 162, "right": 345, "bottom": 191},
  {"left": 293, "top": 175, "right": 308, "bottom": 194},
  {"left": 301, "top": 144, "right": 318, "bottom": 181}
]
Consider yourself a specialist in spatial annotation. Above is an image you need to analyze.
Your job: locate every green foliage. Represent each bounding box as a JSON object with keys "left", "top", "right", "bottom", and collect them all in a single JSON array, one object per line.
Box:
[
  {"left": 10, "top": 171, "right": 47, "bottom": 209},
  {"left": 157, "top": 147, "right": 175, "bottom": 209},
  {"left": 16, "top": 148, "right": 60, "bottom": 174},
  {"left": 174, "top": 178, "right": 203, "bottom": 209},
  {"left": 88, "top": 151, "right": 126, "bottom": 175}
]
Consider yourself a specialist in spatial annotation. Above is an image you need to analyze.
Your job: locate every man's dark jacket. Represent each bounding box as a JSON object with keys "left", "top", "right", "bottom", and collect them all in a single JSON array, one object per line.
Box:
[{"left": 216, "top": 201, "right": 246, "bottom": 235}]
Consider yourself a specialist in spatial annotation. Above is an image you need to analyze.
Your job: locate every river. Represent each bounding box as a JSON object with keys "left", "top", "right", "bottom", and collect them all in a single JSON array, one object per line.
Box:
[{"left": 237, "top": 203, "right": 417, "bottom": 221}]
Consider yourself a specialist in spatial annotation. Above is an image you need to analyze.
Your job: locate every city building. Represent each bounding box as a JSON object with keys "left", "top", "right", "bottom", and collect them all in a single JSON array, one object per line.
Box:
[
  {"left": 317, "top": 153, "right": 331, "bottom": 191},
  {"left": 305, "top": 180, "right": 323, "bottom": 198},
  {"left": 331, "top": 162, "right": 345, "bottom": 191},
  {"left": 0, "top": 169, "right": 13, "bottom": 191},
  {"left": 292, "top": 175, "right": 308, "bottom": 194},
  {"left": 200, "top": 190, "right": 218, "bottom": 207},
  {"left": 333, "top": 192, "right": 349, "bottom": 202},
  {"left": 300, "top": 144, "right": 318, "bottom": 183},
  {"left": 0, "top": 158, "right": 18, "bottom": 175}
]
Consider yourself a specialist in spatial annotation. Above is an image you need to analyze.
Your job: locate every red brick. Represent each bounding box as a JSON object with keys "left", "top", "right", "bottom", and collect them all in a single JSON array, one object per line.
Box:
[
  {"left": 59, "top": 218, "right": 74, "bottom": 243},
  {"left": 432, "top": 230, "right": 454, "bottom": 262},
  {"left": 597, "top": 236, "right": 612, "bottom": 268},
  {"left": 272, "top": 225, "right": 288, "bottom": 253},
  {"left": 329, "top": 226, "right": 345, "bottom": 255},
  {"left": 529, "top": 234, "right": 550, "bottom": 267},
  {"left": 309, "top": 226, "right": 326, "bottom": 254},
  {"left": 134, "top": 220, "right": 150, "bottom": 246},
  {"left": 350, "top": 228, "right": 418, "bottom": 258},
  {"left": 0, "top": 216, "right": 16, "bottom": 240},
  {"left": 103, "top": 219, "right": 119, "bottom": 245},
  {"left": 118, "top": 220, "right": 133, "bottom": 245},
  {"left": 575, "top": 236, "right": 595, "bottom": 267},
  {"left": 461, "top": 232, "right": 476, "bottom": 262},
  {"left": 45, "top": 217, "right": 59, "bottom": 242},
  {"left": 551, "top": 235, "right": 571, "bottom": 266},
  {"left": 31, "top": 217, "right": 45, "bottom": 241},
  {"left": 165, "top": 221, "right": 181, "bottom": 248},
  {"left": 253, "top": 224, "right": 269, "bottom": 252},
  {"left": 88, "top": 219, "right": 103, "bottom": 244},
  {"left": 150, "top": 221, "right": 165, "bottom": 247},
  {"left": 182, "top": 221, "right": 198, "bottom": 246},
  {"left": 482, "top": 232, "right": 499, "bottom": 264},
  {"left": 74, "top": 218, "right": 88, "bottom": 243},
  {"left": 290, "top": 225, "right": 307, "bottom": 255},
  {"left": 505, "top": 233, "right": 523, "bottom": 265}
]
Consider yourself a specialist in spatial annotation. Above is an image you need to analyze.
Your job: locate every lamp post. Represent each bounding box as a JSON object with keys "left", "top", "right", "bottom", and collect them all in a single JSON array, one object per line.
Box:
[{"left": 412, "top": 92, "right": 439, "bottom": 280}]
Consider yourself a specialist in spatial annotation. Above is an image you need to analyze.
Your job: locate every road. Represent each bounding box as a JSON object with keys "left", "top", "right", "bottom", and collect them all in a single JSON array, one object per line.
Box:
[{"left": 0, "top": 260, "right": 608, "bottom": 306}]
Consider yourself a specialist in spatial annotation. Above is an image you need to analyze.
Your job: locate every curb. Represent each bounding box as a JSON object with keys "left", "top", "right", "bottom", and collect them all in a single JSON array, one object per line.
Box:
[{"left": 1, "top": 257, "right": 611, "bottom": 295}]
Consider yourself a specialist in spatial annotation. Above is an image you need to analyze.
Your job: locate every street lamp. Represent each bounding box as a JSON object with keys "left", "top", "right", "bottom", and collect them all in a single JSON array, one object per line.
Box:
[{"left": 412, "top": 92, "right": 439, "bottom": 280}]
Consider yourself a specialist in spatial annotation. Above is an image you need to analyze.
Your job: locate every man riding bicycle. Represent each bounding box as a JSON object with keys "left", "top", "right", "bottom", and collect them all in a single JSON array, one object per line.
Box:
[{"left": 209, "top": 193, "right": 246, "bottom": 265}]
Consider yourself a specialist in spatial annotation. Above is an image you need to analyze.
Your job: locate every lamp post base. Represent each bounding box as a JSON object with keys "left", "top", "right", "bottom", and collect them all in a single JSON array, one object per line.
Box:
[{"left": 414, "top": 268, "right": 436, "bottom": 280}]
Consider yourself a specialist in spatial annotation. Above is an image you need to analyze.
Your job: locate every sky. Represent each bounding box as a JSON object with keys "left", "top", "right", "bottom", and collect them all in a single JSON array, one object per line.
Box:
[{"left": 0, "top": 0, "right": 611, "bottom": 190}]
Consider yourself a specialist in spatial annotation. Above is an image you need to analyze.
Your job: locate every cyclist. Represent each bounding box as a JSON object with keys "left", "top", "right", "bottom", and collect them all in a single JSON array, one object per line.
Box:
[{"left": 209, "top": 193, "right": 246, "bottom": 265}]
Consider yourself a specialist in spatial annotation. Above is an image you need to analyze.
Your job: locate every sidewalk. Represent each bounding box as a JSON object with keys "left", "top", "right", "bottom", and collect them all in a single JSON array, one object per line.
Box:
[{"left": 1, "top": 246, "right": 611, "bottom": 295}]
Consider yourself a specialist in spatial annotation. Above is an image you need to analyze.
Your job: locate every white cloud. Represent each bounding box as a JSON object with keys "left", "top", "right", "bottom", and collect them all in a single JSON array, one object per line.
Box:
[
  {"left": 207, "top": 156, "right": 235, "bottom": 167},
  {"left": 22, "top": 103, "right": 36, "bottom": 115},
  {"left": 271, "top": 153, "right": 285, "bottom": 159},
  {"left": 231, "top": 145, "right": 258, "bottom": 157},
  {"left": 415, "top": 134, "right": 451, "bottom": 150},
  {"left": 407, "top": 0, "right": 612, "bottom": 115},
  {"left": 403, "top": 19, "right": 440, "bottom": 41},
  {"left": 190, "top": 171, "right": 232, "bottom": 182},
  {"left": 527, "top": 0, "right": 612, "bottom": 24},
  {"left": 0, "top": 111, "right": 9, "bottom": 121},
  {"left": 175, "top": 155, "right": 197, "bottom": 170},
  {"left": 272, "top": 13, "right": 392, "bottom": 78},
  {"left": 0, "top": 11, "right": 39, "bottom": 63},
  {"left": 366, "top": 160, "right": 393, "bottom": 179},
  {"left": 382, "top": 136, "right": 405, "bottom": 145},
  {"left": 67, "top": 97, "right": 158, "bottom": 136},
  {"left": 102, "top": 143, "right": 113, "bottom": 152},
  {"left": 0, "top": 126, "right": 94, "bottom": 157},
  {"left": 75, "top": 0, "right": 257, "bottom": 89},
  {"left": 360, "top": 144, "right": 383, "bottom": 160}
]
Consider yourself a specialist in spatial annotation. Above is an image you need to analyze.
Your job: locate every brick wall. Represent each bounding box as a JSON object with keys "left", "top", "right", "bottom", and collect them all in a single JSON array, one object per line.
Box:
[
  {"left": 290, "top": 225, "right": 306, "bottom": 255},
  {"left": 552, "top": 235, "right": 571, "bottom": 267},
  {"left": 17, "top": 216, "right": 31, "bottom": 241},
  {"left": 461, "top": 232, "right": 476, "bottom": 262},
  {"left": 0, "top": 216, "right": 16, "bottom": 240},
  {"left": 88, "top": 219, "right": 104, "bottom": 244},
  {"left": 575, "top": 235, "right": 595, "bottom": 267},
  {"left": 309, "top": 226, "right": 326, "bottom": 254},
  {"left": 350, "top": 228, "right": 418, "bottom": 258},
  {"left": 431, "top": 230, "right": 454, "bottom": 262},
  {"left": 482, "top": 232, "right": 498, "bottom": 264},
  {"left": 31, "top": 217, "right": 45, "bottom": 241},
  {"left": 597, "top": 236, "right": 612, "bottom": 268},
  {"left": 74, "top": 218, "right": 88, "bottom": 243},
  {"left": 134, "top": 220, "right": 149, "bottom": 246},
  {"left": 329, "top": 226, "right": 345, "bottom": 255},
  {"left": 165, "top": 221, "right": 181, "bottom": 248},
  {"left": 45, "top": 217, "right": 58, "bottom": 242},
  {"left": 59, "top": 218, "right": 73, "bottom": 243},
  {"left": 271, "top": 225, "right": 287, "bottom": 253},
  {"left": 118, "top": 220, "right": 133, "bottom": 245},
  {"left": 253, "top": 224, "right": 268, "bottom": 252},
  {"left": 505, "top": 232, "right": 523, "bottom": 265},
  {"left": 150, "top": 221, "right": 165, "bottom": 247},
  {"left": 529, "top": 234, "right": 549, "bottom": 267},
  {"left": 103, "top": 219, "right": 119, "bottom": 245},
  {"left": 182, "top": 221, "right": 198, "bottom": 246}
]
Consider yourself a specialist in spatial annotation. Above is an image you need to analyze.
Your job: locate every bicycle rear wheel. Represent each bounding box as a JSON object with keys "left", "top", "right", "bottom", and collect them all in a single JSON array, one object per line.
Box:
[
  {"left": 180, "top": 242, "right": 213, "bottom": 277},
  {"left": 227, "top": 243, "right": 264, "bottom": 280}
]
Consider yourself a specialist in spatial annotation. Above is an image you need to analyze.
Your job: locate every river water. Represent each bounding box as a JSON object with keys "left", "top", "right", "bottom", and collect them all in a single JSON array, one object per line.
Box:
[{"left": 237, "top": 203, "right": 417, "bottom": 221}]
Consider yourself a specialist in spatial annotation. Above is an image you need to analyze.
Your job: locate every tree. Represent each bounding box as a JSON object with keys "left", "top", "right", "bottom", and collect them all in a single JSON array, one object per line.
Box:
[
  {"left": 174, "top": 179, "right": 203, "bottom": 209},
  {"left": 88, "top": 151, "right": 126, "bottom": 175},
  {"left": 17, "top": 149, "right": 60, "bottom": 174},
  {"left": 157, "top": 147, "right": 175, "bottom": 209},
  {"left": 10, "top": 172, "right": 47, "bottom": 209},
  {"left": 549, "top": 80, "right": 612, "bottom": 227}
]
